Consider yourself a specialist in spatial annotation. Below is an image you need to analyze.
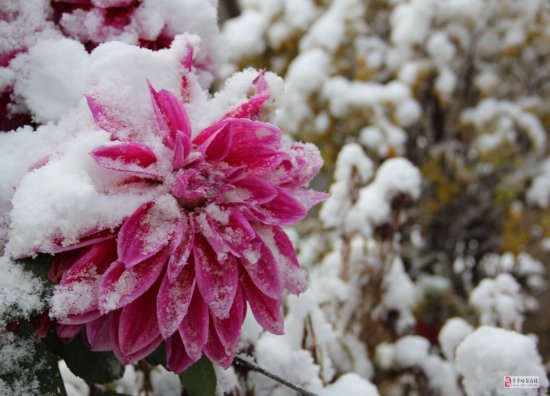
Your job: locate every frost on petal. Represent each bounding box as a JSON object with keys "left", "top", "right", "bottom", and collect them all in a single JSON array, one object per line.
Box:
[
  {"left": 86, "top": 95, "right": 128, "bottom": 139},
  {"left": 211, "top": 285, "right": 246, "bottom": 356},
  {"left": 167, "top": 213, "right": 195, "bottom": 283},
  {"left": 224, "top": 119, "right": 285, "bottom": 174},
  {"left": 225, "top": 176, "right": 278, "bottom": 205},
  {"left": 99, "top": 250, "right": 166, "bottom": 313},
  {"left": 206, "top": 207, "right": 256, "bottom": 258},
  {"left": 240, "top": 240, "right": 282, "bottom": 299},
  {"left": 271, "top": 142, "right": 324, "bottom": 188},
  {"left": 51, "top": 240, "right": 117, "bottom": 322},
  {"left": 291, "top": 189, "right": 330, "bottom": 211},
  {"left": 195, "top": 212, "right": 231, "bottom": 263},
  {"left": 255, "top": 224, "right": 307, "bottom": 295},
  {"left": 241, "top": 270, "right": 284, "bottom": 335},
  {"left": 166, "top": 333, "right": 197, "bottom": 373},
  {"left": 222, "top": 71, "right": 270, "bottom": 120},
  {"left": 118, "top": 200, "right": 177, "bottom": 268},
  {"left": 149, "top": 82, "right": 192, "bottom": 149},
  {"left": 86, "top": 315, "right": 113, "bottom": 352},
  {"left": 253, "top": 187, "right": 307, "bottom": 225},
  {"left": 52, "top": 228, "right": 117, "bottom": 255},
  {"left": 90, "top": 143, "right": 160, "bottom": 180},
  {"left": 117, "top": 280, "right": 162, "bottom": 359},
  {"left": 194, "top": 234, "right": 238, "bottom": 319},
  {"left": 179, "top": 288, "right": 209, "bottom": 360},
  {"left": 157, "top": 264, "right": 196, "bottom": 339}
]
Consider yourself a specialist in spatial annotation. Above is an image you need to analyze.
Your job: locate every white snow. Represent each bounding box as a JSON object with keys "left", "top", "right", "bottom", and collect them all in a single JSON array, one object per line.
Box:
[
  {"left": 455, "top": 326, "right": 549, "bottom": 396},
  {"left": 0, "top": 256, "right": 46, "bottom": 324},
  {"left": 438, "top": 317, "right": 473, "bottom": 361},
  {"left": 321, "top": 373, "right": 379, "bottom": 396}
]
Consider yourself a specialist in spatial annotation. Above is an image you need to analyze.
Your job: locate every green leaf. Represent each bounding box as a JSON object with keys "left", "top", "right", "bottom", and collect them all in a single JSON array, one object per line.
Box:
[
  {"left": 50, "top": 333, "right": 124, "bottom": 384},
  {"left": 0, "top": 322, "right": 67, "bottom": 396},
  {"left": 145, "top": 343, "right": 167, "bottom": 368},
  {"left": 179, "top": 356, "right": 217, "bottom": 396}
]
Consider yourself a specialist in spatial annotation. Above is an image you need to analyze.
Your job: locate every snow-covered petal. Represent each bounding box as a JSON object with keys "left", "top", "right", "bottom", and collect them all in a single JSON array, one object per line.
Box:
[
  {"left": 179, "top": 289, "right": 209, "bottom": 360},
  {"left": 241, "top": 271, "right": 284, "bottom": 335},
  {"left": 257, "top": 225, "right": 307, "bottom": 295},
  {"left": 117, "top": 201, "right": 176, "bottom": 268},
  {"left": 157, "top": 263, "right": 195, "bottom": 339},
  {"left": 86, "top": 95, "right": 128, "bottom": 139},
  {"left": 167, "top": 213, "right": 195, "bottom": 283},
  {"left": 98, "top": 250, "right": 166, "bottom": 313},
  {"left": 211, "top": 285, "right": 246, "bottom": 355},
  {"left": 149, "top": 82, "right": 191, "bottom": 148},
  {"left": 240, "top": 239, "right": 283, "bottom": 299},
  {"left": 117, "top": 281, "right": 162, "bottom": 358},
  {"left": 194, "top": 234, "right": 238, "bottom": 319},
  {"left": 253, "top": 187, "right": 307, "bottom": 225}
]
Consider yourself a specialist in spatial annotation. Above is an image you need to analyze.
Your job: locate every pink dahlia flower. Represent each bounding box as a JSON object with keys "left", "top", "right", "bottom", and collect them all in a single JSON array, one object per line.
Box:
[{"left": 50, "top": 73, "right": 327, "bottom": 372}]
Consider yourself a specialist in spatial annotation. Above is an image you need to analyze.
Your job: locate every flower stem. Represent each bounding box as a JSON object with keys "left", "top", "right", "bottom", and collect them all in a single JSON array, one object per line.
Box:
[{"left": 233, "top": 355, "right": 320, "bottom": 396}]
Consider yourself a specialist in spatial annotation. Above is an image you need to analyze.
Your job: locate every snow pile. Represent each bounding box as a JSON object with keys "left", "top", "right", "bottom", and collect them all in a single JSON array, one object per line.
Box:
[
  {"left": 455, "top": 326, "right": 549, "bottom": 396},
  {"left": 0, "top": 329, "right": 44, "bottom": 396},
  {"left": 469, "top": 273, "right": 527, "bottom": 330},
  {"left": 0, "top": 256, "right": 46, "bottom": 324},
  {"left": 348, "top": 157, "right": 421, "bottom": 235}
]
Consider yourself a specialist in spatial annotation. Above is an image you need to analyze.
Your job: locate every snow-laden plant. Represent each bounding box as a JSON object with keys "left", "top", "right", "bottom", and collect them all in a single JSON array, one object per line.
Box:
[{"left": 223, "top": 0, "right": 550, "bottom": 395}]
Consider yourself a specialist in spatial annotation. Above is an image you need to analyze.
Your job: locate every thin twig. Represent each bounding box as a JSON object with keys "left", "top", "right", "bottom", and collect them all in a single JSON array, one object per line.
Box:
[{"left": 233, "top": 355, "right": 320, "bottom": 396}]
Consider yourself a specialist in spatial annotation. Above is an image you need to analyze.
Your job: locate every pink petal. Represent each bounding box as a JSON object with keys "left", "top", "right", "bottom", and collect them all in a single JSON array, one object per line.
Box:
[
  {"left": 157, "top": 264, "right": 196, "bottom": 339},
  {"left": 179, "top": 289, "right": 209, "bottom": 360},
  {"left": 167, "top": 214, "right": 195, "bottom": 283},
  {"left": 270, "top": 142, "right": 324, "bottom": 188},
  {"left": 181, "top": 42, "right": 194, "bottom": 72},
  {"left": 56, "top": 324, "right": 82, "bottom": 340},
  {"left": 200, "top": 122, "right": 233, "bottom": 162},
  {"left": 211, "top": 285, "right": 245, "bottom": 356},
  {"left": 149, "top": 82, "right": 191, "bottom": 149},
  {"left": 86, "top": 94, "right": 127, "bottom": 139},
  {"left": 256, "top": 224, "right": 307, "bottom": 295},
  {"left": 221, "top": 71, "right": 270, "bottom": 120},
  {"left": 172, "top": 130, "right": 192, "bottom": 170},
  {"left": 252, "top": 187, "right": 307, "bottom": 225},
  {"left": 204, "top": 320, "right": 234, "bottom": 369},
  {"left": 193, "top": 234, "right": 238, "bottom": 319},
  {"left": 171, "top": 170, "right": 207, "bottom": 209},
  {"left": 166, "top": 333, "right": 197, "bottom": 373},
  {"left": 60, "top": 239, "right": 116, "bottom": 285},
  {"left": 118, "top": 201, "right": 176, "bottom": 268},
  {"left": 223, "top": 119, "right": 285, "bottom": 174},
  {"left": 224, "top": 176, "right": 278, "bottom": 205},
  {"left": 241, "top": 271, "right": 284, "bottom": 335},
  {"left": 240, "top": 240, "right": 282, "bottom": 299},
  {"left": 195, "top": 212, "right": 230, "bottom": 262},
  {"left": 58, "top": 310, "right": 102, "bottom": 326},
  {"left": 291, "top": 189, "right": 330, "bottom": 210},
  {"left": 91, "top": 143, "right": 161, "bottom": 180},
  {"left": 52, "top": 228, "right": 117, "bottom": 254},
  {"left": 211, "top": 209, "right": 256, "bottom": 257},
  {"left": 98, "top": 251, "right": 166, "bottom": 313},
  {"left": 118, "top": 280, "right": 162, "bottom": 357},
  {"left": 86, "top": 315, "right": 113, "bottom": 352}
]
